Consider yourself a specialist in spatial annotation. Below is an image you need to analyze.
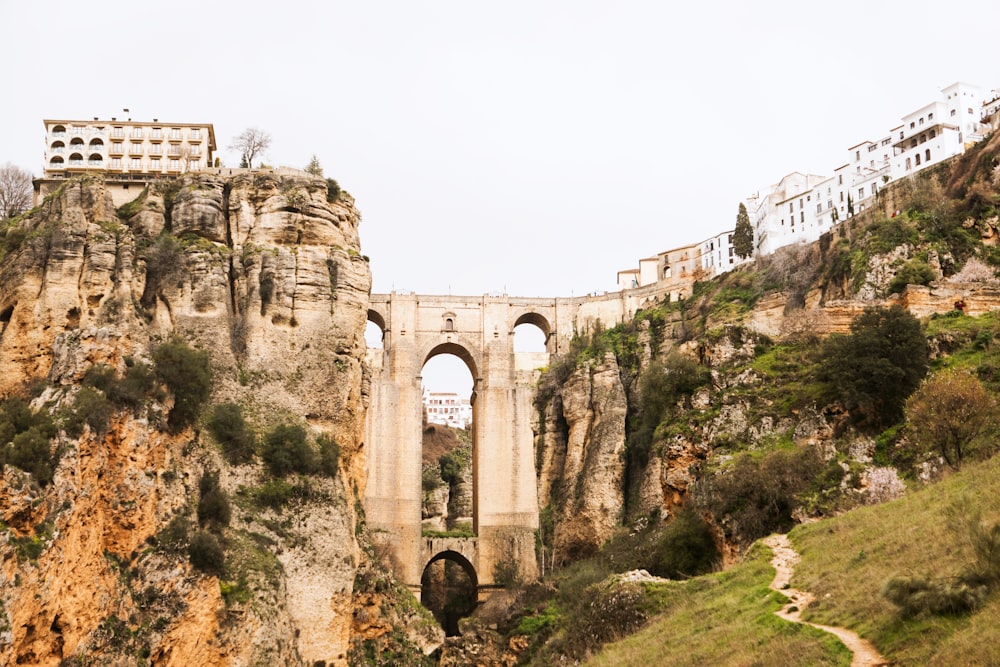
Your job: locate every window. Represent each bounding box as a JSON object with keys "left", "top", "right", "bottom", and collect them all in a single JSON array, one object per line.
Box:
[
  {"left": 150, "top": 158, "right": 161, "bottom": 169},
  {"left": 840, "top": 192, "right": 844, "bottom": 202},
  {"left": 110, "top": 158, "right": 121, "bottom": 169},
  {"left": 150, "top": 144, "right": 162, "bottom": 155},
  {"left": 919, "top": 117, "right": 924, "bottom": 125},
  {"left": 968, "top": 108, "right": 974, "bottom": 115},
  {"left": 915, "top": 153, "right": 921, "bottom": 166},
  {"left": 112, "top": 126, "right": 124, "bottom": 138},
  {"left": 191, "top": 145, "right": 201, "bottom": 156},
  {"left": 951, "top": 109, "right": 957, "bottom": 117},
  {"left": 838, "top": 174, "right": 843, "bottom": 185},
  {"left": 789, "top": 203, "right": 793, "bottom": 214},
  {"left": 906, "top": 157, "right": 912, "bottom": 170},
  {"left": 858, "top": 187, "right": 864, "bottom": 199},
  {"left": 131, "top": 127, "right": 143, "bottom": 139},
  {"left": 191, "top": 128, "right": 201, "bottom": 140},
  {"left": 171, "top": 128, "right": 182, "bottom": 139},
  {"left": 152, "top": 128, "right": 162, "bottom": 139},
  {"left": 871, "top": 183, "right": 877, "bottom": 196},
  {"left": 827, "top": 199, "right": 833, "bottom": 209},
  {"left": 930, "top": 129, "right": 936, "bottom": 138},
  {"left": 925, "top": 148, "right": 931, "bottom": 162},
  {"left": 130, "top": 142, "right": 142, "bottom": 153},
  {"left": 910, "top": 122, "right": 915, "bottom": 129},
  {"left": 817, "top": 203, "right": 822, "bottom": 213},
  {"left": 928, "top": 112, "right": 934, "bottom": 120},
  {"left": 799, "top": 198, "right": 803, "bottom": 210},
  {"left": 130, "top": 158, "right": 142, "bottom": 169},
  {"left": 856, "top": 150, "right": 861, "bottom": 160},
  {"left": 800, "top": 212, "right": 804, "bottom": 223},
  {"left": 111, "top": 142, "right": 123, "bottom": 154},
  {"left": 189, "top": 160, "right": 200, "bottom": 171}
]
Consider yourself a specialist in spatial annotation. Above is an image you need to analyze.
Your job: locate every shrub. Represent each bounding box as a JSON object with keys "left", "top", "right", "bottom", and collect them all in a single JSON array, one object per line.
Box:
[
  {"left": 694, "top": 446, "right": 823, "bottom": 546},
  {"left": 0, "top": 395, "right": 59, "bottom": 485},
  {"left": 7, "top": 428, "right": 56, "bottom": 486},
  {"left": 630, "top": 353, "right": 711, "bottom": 466},
  {"left": 818, "top": 305, "right": 928, "bottom": 429},
  {"left": 82, "top": 361, "right": 157, "bottom": 410},
  {"left": 207, "top": 403, "right": 256, "bottom": 465},
  {"left": 66, "top": 386, "right": 114, "bottom": 437},
  {"left": 261, "top": 423, "right": 316, "bottom": 477},
  {"left": 649, "top": 509, "right": 720, "bottom": 579},
  {"left": 197, "top": 471, "right": 231, "bottom": 531},
  {"left": 883, "top": 574, "right": 986, "bottom": 617},
  {"left": 888, "top": 259, "right": 937, "bottom": 294},
  {"left": 188, "top": 531, "right": 225, "bottom": 576},
  {"left": 141, "top": 234, "right": 185, "bottom": 310},
  {"left": 155, "top": 514, "right": 190, "bottom": 554},
  {"left": 905, "top": 370, "right": 998, "bottom": 470},
  {"left": 317, "top": 434, "right": 340, "bottom": 477},
  {"left": 152, "top": 338, "right": 212, "bottom": 431},
  {"left": 326, "top": 178, "right": 341, "bottom": 202},
  {"left": 254, "top": 478, "right": 296, "bottom": 509}
]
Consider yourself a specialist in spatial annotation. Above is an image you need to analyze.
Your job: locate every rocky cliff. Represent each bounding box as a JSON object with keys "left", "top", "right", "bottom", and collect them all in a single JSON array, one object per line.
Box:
[{"left": 0, "top": 172, "right": 426, "bottom": 666}]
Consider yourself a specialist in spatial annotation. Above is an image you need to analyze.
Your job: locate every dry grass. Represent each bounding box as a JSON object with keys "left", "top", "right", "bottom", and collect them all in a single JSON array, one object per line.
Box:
[
  {"left": 791, "top": 454, "right": 1000, "bottom": 665},
  {"left": 584, "top": 544, "right": 850, "bottom": 667}
]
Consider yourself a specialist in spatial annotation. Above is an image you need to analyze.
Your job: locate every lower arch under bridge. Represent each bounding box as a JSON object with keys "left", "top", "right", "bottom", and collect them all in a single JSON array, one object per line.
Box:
[{"left": 362, "top": 290, "right": 651, "bottom": 596}]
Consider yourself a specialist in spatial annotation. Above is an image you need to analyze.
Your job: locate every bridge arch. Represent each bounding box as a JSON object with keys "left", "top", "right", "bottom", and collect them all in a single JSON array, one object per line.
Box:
[
  {"left": 421, "top": 550, "right": 478, "bottom": 636},
  {"left": 421, "top": 341, "right": 481, "bottom": 385}
]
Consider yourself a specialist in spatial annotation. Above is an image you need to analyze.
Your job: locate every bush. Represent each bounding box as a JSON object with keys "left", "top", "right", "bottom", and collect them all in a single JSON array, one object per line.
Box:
[
  {"left": 207, "top": 403, "right": 256, "bottom": 465},
  {"left": 819, "top": 305, "right": 928, "bottom": 429},
  {"left": 188, "top": 531, "right": 225, "bottom": 576},
  {"left": 153, "top": 339, "right": 212, "bottom": 432},
  {"left": 197, "top": 471, "right": 231, "bottom": 531},
  {"left": 261, "top": 423, "right": 316, "bottom": 477},
  {"left": 888, "top": 259, "right": 937, "bottom": 294},
  {"left": 65, "top": 386, "right": 113, "bottom": 437},
  {"left": 694, "top": 447, "right": 823, "bottom": 546},
  {"left": 317, "top": 434, "right": 340, "bottom": 477},
  {"left": 254, "top": 478, "right": 296, "bottom": 509},
  {"left": 155, "top": 514, "right": 190, "bottom": 554},
  {"left": 883, "top": 574, "right": 986, "bottom": 617},
  {"left": 649, "top": 509, "right": 720, "bottom": 579},
  {"left": 141, "top": 234, "right": 185, "bottom": 310},
  {"left": 630, "top": 353, "right": 711, "bottom": 466},
  {"left": 905, "top": 370, "right": 998, "bottom": 470},
  {"left": 0, "top": 395, "right": 59, "bottom": 485}
]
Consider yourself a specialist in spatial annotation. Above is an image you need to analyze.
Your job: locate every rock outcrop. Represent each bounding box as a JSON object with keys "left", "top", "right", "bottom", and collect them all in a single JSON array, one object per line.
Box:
[{"left": 0, "top": 172, "right": 387, "bottom": 666}]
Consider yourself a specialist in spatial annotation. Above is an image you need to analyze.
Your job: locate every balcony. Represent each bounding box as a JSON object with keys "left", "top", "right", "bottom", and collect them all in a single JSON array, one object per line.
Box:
[
  {"left": 128, "top": 145, "right": 144, "bottom": 156},
  {"left": 51, "top": 131, "right": 66, "bottom": 138},
  {"left": 68, "top": 159, "right": 84, "bottom": 167},
  {"left": 109, "top": 145, "right": 124, "bottom": 155},
  {"left": 88, "top": 159, "right": 104, "bottom": 167}
]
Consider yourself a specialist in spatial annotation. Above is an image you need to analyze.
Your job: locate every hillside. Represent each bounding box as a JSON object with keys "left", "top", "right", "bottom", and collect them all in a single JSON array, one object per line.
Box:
[{"left": 436, "top": 132, "right": 1000, "bottom": 664}]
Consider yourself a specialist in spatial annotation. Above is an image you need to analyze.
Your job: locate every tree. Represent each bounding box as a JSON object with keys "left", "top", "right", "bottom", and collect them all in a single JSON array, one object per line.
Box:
[
  {"left": 228, "top": 128, "right": 271, "bottom": 169},
  {"left": 733, "top": 202, "right": 754, "bottom": 259},
  {"left": 818, "top": 305, "right": 928, "bottom": 428},
  {"left": 905, "top": 370, "right": 997, "bottom": 470},
  {"left": 305, "top": 154, "right": 323, "bottom": 177},
  {"left": 0, "top": 163, "right": 33, "bottom": 218}
]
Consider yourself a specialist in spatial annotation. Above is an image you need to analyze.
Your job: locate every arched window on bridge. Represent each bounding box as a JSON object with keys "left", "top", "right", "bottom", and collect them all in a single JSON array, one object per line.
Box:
[{"left": 365, "top": 309, "right": 386, "bottom": 349}]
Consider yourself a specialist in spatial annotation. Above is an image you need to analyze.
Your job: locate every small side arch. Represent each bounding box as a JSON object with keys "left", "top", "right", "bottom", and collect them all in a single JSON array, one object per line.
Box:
[
  {"left": 424, "top": 549, "right": 478, "bottom": 589},
  {"left": 513, "top": 311, "right": 553, "bottom": 353}
]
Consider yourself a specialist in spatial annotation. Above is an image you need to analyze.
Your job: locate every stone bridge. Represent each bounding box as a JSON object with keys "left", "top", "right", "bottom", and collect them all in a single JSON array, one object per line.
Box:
[{"left": 362, "top": 290, "right": 656, "bottom": 594}]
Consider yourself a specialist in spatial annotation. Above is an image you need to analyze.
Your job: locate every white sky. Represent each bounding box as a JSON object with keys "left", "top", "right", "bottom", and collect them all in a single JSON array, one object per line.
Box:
[
  {"left": 2, "top": 1, "right": 998, "bottom": 298},
  {"left": 2, "top": 1, "right": 998, "bottom": 391}
]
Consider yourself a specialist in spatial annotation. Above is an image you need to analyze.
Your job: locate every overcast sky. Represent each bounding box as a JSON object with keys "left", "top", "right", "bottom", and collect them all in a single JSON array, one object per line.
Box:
[{"left": 2, "top": 1, "right": 998, "bottom": 392}]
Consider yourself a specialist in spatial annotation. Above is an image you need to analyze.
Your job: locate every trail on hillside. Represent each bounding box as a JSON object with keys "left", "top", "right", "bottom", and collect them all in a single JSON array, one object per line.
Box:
[{"left": 763, "top": 534, "right": 889, "bottom": 667}]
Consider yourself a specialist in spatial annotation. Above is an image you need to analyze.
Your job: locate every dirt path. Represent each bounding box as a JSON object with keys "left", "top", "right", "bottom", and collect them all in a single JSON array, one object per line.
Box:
[{"left": 763, "top": 534, "right": 889, "bottom": 667}]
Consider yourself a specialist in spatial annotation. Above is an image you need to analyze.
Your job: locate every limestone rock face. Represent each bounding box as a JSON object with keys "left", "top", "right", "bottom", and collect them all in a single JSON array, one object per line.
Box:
[
  {"left": 537, "top": 352, "right": 627, "bottom": 563},
  {"left": 0, "top": 173, "right": 379, "bottom": 666}
]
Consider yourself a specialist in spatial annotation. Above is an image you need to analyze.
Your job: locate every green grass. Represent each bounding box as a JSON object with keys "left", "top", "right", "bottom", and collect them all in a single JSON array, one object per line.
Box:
[
  {"left": 584, "top": 544, "right": 850, "bottom": 666},
  {"left": 791, "top": 454, "right": 1000, "bottom": 665}
]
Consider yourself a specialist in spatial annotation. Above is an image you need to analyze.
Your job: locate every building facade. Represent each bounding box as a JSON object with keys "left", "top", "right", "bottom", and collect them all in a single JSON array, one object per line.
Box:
[
  {"left": 423, "top": 390, "right": 472, "bottom": 429},
  {"left": 38, "top": 118, "right": 217, "bottom": 205}
]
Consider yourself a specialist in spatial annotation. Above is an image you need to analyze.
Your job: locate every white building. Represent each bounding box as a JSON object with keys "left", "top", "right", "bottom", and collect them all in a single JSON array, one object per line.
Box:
[
  {"left": 748, "top": 172, "right": 828, "bottom": 256},
  {"left": 423, "top": 390, "right": 472, "bottom": 429},
  {"left": 890, "top": 82, "right": 988, "bottom": 180},
  {"left": 701, "top": 229, "right": 751, "bottom": 277}
]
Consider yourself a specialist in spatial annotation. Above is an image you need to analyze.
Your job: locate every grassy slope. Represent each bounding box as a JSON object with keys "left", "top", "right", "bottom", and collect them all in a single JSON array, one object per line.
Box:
[
  {"left": 587, "top": 456, "right": 1000, "bottom": 666},
  {"left": 792, "top": 454, "right": 1000, "bottom": 666},
  {"left": 586, "top": 544, "right": 850, "bottom": 667}
]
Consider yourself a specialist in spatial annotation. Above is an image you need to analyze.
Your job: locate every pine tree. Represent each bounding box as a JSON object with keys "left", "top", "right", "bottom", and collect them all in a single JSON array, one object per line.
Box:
[
  {"left": 734, "top": 202, "right": 754, "bottom": 259},
  {"left": 305, "top": 154, "right": 323, "bottom": 177}
]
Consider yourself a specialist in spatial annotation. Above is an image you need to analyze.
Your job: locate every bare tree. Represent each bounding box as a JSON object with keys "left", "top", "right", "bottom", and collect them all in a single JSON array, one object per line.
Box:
[
  {"left": 0, "top": 163, "right": 33, "bottom": 218},
  {"left": 229, "top": 128, "right": 271, "bottom": 169}
]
